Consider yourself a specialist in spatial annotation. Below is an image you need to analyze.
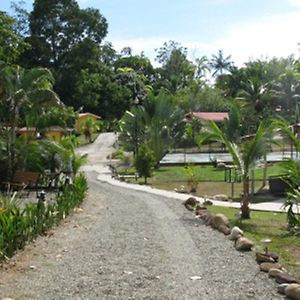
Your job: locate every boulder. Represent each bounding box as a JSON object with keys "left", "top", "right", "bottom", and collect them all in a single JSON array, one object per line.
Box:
[
  {"left": 211, "top": 213, "right": 229, "bottom": 229},
  {"left": 218, "top": 224, "right": 231, "bottom": 235},
  {"left": 285, "top": 284, "right": 300, "bottom": 300},
  {"left": 195, "top": 204, "right": 207, "bottom": 216},
  {"left": 217, "top": 162, "right": 227, "bottom": 169},
  {"left": 183, "top": 197, "right": 199, "bottom": 211},
  {"left": 203, "top": 199, "right": 213, "bottom": 206},
  {"left": 228, "top": 226, "right": 244, "bottom": 241},
  {"left": 256, "top": 252, "right": 275, "bottom": 264},
  {"left": 260, "top": 262, "right": 281, "bottom": 272},
  {"left": 213, "top": 194, "right": 229, "bottom": 201},
  {"left": 235, "top": 237, "right": 254, "bottom": 251},
  {"left": 205, "top": 212, "right": 215, "bottom": 226},
  {"left": 278, "top": 283, "right": 289, "bottom": 295},
  {"left": 268, "top": 268, "right": 284, "bottom": 278},
  {"left": 275, "top": 272, "right": 298, "bottom": 284}
]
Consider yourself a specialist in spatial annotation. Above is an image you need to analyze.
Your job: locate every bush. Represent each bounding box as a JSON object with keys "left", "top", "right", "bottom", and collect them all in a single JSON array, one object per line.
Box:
[
  {"left": 0, "top": 173, "right": 88, "bottom": 260},
  {"left": 134, "top": 144, "right": 155, "bottom": 184}
]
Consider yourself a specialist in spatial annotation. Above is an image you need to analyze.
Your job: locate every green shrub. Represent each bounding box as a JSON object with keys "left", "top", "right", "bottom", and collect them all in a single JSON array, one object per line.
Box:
[
  {"left": 0, "top": 173, "right": 88, "bottom": 260},
  {"left": 134, "top": 144, "right": 156, "bottom": 184}
]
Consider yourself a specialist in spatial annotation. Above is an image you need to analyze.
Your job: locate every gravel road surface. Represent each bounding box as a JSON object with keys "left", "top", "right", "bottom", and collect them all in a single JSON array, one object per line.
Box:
[{"left": 0, "top": 133, "right": 283, "bottom": 299}]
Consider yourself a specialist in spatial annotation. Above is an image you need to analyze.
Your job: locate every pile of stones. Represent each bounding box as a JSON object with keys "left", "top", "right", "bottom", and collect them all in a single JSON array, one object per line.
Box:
[{"left": 183, "top": 196, "right": 300, "bottom": 299}]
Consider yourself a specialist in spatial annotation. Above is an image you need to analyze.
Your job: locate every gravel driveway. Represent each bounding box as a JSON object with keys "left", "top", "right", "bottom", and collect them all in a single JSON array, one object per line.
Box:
[{"left": 0, "top": 133, "right": 283, "bottom": 299}]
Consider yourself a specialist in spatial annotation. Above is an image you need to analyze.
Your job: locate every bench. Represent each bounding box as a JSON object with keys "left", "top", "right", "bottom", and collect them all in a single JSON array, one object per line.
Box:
[{"left": 2, "top": 171, "right": 40, "bottom": 194}]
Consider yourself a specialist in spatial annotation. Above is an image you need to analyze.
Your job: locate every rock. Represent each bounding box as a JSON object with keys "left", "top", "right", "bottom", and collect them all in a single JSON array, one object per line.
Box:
[
  {"left": 205, "top": 212, "right": 215, "bottom": 226},
  {"left": 195, "top": 204, "right": 207, "bottom": 216},
  {"left": 183, "top": 197, "right": 199, "bottom": 211},
  {"left": 285, "top": 283, "right": 300, "bottom": 299},
  {"left": 268, "top": 252, "right": 279, "bottom": 262},
  {"left": 189, "top": 275, "right": 202, "bottom": 281},
  {"left": 228, "top": 226, "right": 243, "bottom": 241},
  {"left": 203, "top": 199, "right": 213, "bottom": 206},
  {"left": 235, "top": 237, "right": 254, "bottom": 251},
  {"left": 218, "top": 224, "right": 231, "bottom": 235},
  {"left": 211, "top": 213, "right": 229, "bottom": 229},
  {"left": 260, "top": 262, "right": 281, "bottom": 272},
  {"left": 275, "top": 272, "right": 298, "bottom": 284},
  {"left": 268, "top": 268, "right": 283, "bottom": 278},
  {"left": 256, "top": 252, "right": 275, "bottom": 263},
  {"left": 278, "top": 283, "right": 289, "bottom": 295},
  {"left": 213, "top": 194, "right": 229, "bottom": 201},
  {"left": 216, "top": 162, "right": 226, "bottom": 168}
]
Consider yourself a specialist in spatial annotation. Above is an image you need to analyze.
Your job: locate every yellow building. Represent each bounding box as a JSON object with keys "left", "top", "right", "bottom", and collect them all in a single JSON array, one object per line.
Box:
[
  {"left": 75, "top": 112, "right": 101, "bottom": 133},
  {"left": 16, "top": 127, "right": 37, "bottom": 141},
  {"left": 44, "top": 126, "right": 65, "bottom": 142}
]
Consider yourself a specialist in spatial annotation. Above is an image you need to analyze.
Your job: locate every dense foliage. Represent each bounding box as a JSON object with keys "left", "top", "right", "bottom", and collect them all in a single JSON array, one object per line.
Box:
[{"left": 0, "top": 173, "right": 87, "bottom": 259}]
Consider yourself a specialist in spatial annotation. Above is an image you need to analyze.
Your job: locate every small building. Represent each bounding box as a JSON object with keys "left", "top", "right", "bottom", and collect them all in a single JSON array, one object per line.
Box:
[
  {"left": 75, "top": 113, "right": 101, "bottom": 133},
  {"left": 43, "top": 126, "right": 65, "bottom": 142},
  {"left": 184, "top": 112, "right": 229, "bottom": 123},
  {"left": 16, "top": 127, "right": 37, "bottom": 141}
]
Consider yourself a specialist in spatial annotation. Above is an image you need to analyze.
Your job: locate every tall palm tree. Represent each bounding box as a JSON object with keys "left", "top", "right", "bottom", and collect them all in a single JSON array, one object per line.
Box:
[
  {"left": 209, "top": 50, "right": 232, "bottom": 77},
  {"left": 197, "top": 121, "right": 273, "bottom": 219},
  {"left": 0, "top": 64, "right": 61, "bottom": 178}
]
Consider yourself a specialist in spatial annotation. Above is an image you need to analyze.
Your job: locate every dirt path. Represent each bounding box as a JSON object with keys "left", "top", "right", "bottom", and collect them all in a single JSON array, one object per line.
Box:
[{"left": 0, "top": 133, "right": 282, "bottom": 299}]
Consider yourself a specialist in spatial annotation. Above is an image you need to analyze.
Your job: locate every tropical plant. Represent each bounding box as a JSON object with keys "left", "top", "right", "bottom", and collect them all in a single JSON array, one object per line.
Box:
[
  {"left": 81, "top": 117, "right": 100, "bottom": 143},
  {"left": 0, "top": 64, "right": 61, "bottom": 179},
  {"left": 134, "top": 144, "right": 155, "bottom": 184},
  {"left": 197, "top": 121, "right": 273, "bottom": 219},
  {"left": 274, "top": 119, "right": 300, "bottom": 230},
  {"left": 209, "top": 50, "right": 233, "bottom": 77}
]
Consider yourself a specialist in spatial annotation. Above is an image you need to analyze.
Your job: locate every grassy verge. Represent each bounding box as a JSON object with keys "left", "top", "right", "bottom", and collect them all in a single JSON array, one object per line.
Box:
[
  {"left": 123, "top": 163, "right": 285, "bottom": 200},
  {"left": 206, "top": 205, "right": 300, "bottom": 279}
]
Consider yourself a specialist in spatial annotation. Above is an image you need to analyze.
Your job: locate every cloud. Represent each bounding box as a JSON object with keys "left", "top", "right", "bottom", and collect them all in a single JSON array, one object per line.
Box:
[
  {"left": 288, "top": 0, "right": 300, "bottom": 7},
  {"left": 214, "top": 12, "right": 300, "bottom": 66},
  {"left": 108, "top": 11, "right": 300, "bottom": 68}
]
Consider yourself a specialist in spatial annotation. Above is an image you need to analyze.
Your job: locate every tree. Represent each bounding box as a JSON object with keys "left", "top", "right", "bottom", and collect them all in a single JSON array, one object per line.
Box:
[
  {"left": 155, "top": 41, "right": 196, "bottom": 93},
  {"left": 273, "top": 120, "right": 300, "bottom": 230},
  {"left": 134, "top": 144, "right": 155, "bottom": 184},
  {"left": 119, "top": 93, "right": 185, "bottom": 165},
  {"left": 0, "top": 11, "right": 28, "bottom": 64},
  {"left": 197, "top": 119, "right": 273, "bottom": 219},
  {"left": 24, "top": 0, "right": 108, "bottom": 68},
  {"left": 209, "top": 50, "right": 232, "bottom": 77},
  {"left": 0, "top": 64, "right": 61, "bottom": 178},
  {"left": 81, "top": 117, "right": 100, "bottom": 143}
]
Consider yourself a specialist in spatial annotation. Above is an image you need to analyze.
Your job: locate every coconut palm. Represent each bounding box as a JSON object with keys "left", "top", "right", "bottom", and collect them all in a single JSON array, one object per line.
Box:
[
  {"left": 209, "top": 50, "right": 233, "bottom": 77},
  {"left": 197, "top": 121, "right": 273, "bottom": 219}
]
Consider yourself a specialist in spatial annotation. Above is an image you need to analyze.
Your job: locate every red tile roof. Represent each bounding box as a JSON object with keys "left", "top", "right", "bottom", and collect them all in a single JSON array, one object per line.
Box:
[{"left": 185, "top": 112, "right": 229, "bottom": 122}]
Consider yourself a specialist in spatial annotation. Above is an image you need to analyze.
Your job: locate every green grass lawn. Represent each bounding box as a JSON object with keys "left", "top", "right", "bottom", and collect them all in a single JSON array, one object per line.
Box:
[
  {"left": 148, "top": 163, "right": 285, "bottom": 199},
  {"left": 206, "top": 206, "right": 300, "bottom": 279},
  {"left": 122, "top": 163, "right": 285, "bottom": 199}
]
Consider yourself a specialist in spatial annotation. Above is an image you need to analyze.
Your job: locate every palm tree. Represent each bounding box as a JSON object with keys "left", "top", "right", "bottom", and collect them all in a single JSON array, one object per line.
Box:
[
  {"left": 197, "top": 121, "right": 273, "bottom": 219},
  {"left": 81, "top": 117, "right": 100, "bottom": 143},
  {"left": 0, "top": 64, "right": 61, "bottom": 178},
  {"left": 275, "top": 68, "right": 300, "bottom": 114},
  {"left": 119, "top": 94, "right": 184, "bottom": 165},
  {"left": 209, "top": 50, "right": 232, "bottom": 77}
]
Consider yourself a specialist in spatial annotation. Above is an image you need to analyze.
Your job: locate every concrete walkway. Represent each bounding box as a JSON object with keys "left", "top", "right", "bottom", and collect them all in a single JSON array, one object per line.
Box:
[
  {"left": 95, "top": 167, "right": 286, "bottom": 213},
  {"left": 78, "top": 133, "right": 288, "bottom": 214}
]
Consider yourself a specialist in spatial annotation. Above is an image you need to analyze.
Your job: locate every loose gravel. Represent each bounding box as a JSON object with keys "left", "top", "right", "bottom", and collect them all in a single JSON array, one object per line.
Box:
[{"left": 0, "top": 133, "right": 284, "bottom": 299}]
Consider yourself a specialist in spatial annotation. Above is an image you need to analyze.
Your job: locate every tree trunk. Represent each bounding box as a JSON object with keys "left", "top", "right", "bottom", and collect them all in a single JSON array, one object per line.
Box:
[
  {"left": 241, "top": 175, "right": 250, "bottom": 219},
  {"left": 262, "top": 153, "right": 267, "bottom": 188}
]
